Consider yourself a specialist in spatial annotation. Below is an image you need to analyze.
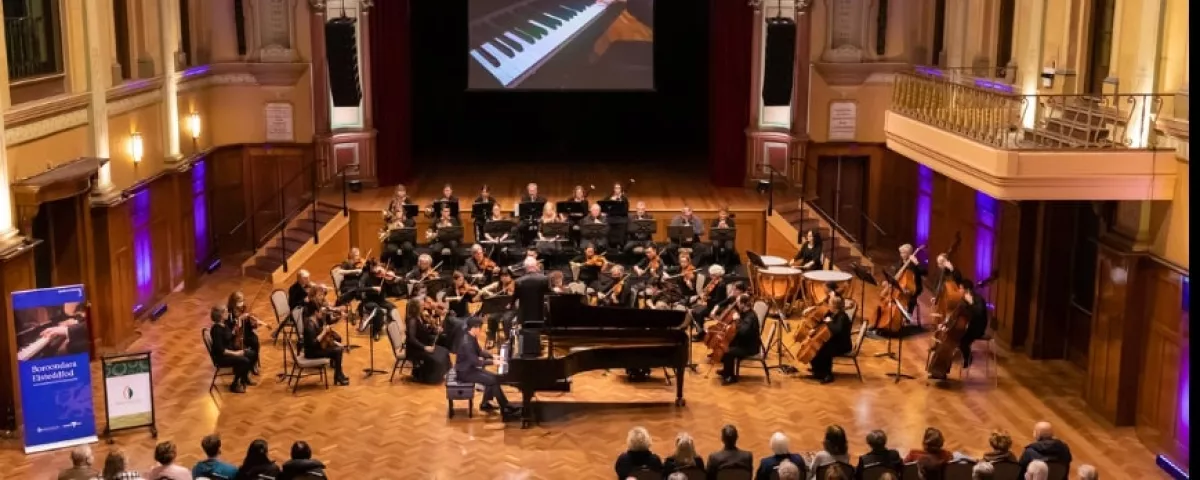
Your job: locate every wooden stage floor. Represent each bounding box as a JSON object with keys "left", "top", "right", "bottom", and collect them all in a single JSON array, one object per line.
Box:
[{"left": 0, "top": 228, "right": 1166, "bottom": 479}]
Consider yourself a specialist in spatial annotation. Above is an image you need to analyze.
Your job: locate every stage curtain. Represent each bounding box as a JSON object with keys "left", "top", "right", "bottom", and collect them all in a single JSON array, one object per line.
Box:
[
  {"left": 708, "top": 0, "right": 753, "bottom": 186},
  {"left": 369, "top": 0, "right": 413, "bottom": 185}
]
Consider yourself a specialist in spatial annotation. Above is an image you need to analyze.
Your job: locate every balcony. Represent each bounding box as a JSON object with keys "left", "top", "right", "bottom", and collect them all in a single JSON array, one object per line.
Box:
[{"left": 885, "top": 69, "right": 1177, "bottom": 200}]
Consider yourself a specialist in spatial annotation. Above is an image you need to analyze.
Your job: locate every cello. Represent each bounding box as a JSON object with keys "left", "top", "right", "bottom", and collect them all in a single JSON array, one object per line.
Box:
[
  {"left": 795, "top": 302, "right": 836, "bottom": 364},
  {"left": 926, "top": 274, "right": 997, "bottom": 378},
  {"left": 704, "top": 295, "right": 744, "bottom": 364},
  {"left": 872, "top": 245, "right": 926, "bottom": 332}
]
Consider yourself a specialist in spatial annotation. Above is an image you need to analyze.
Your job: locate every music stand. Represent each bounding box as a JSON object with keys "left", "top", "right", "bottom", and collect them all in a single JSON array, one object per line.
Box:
[
  {"left": 436, "top": 225, "right": 464, "bottom": 243},
  {"left": 421, "top": 277, "right": 451, "bottom": 299},
  {"left": 518, "top": 201, "right": 545, "bottom": 220},
  {"left": 477, "top": 295, "right": 514, "bottom": 317},
  {"left": 431, "top": 200, "right": 460, "bottom": 217},
  {"left": 629, "top": 219, "right": 656, "bottom": 238},
  {"left": 471, "top": 202, "right": 492, "bottom": 220},
  {"left": 667, "top": 225, "right": 696, "bottom": 245},
  {"left": 556, "top": 201, "right": 586, "bottom": 219},
  {"left": 386, "top": 227, "right": 416, "bottom": 246},
  {"left": 597, "top": 200, "right": 628, "bottom": 217},
  {"left": 401, "top": 204, "right": 419, "bottom": 220},
  {"left": 579, "top": 223, "right": 610, "bottom": 249},
  {"left": 710, "top": 227, "right": 736, "bottom": 243},
  {"left": 541, "top": 221, "right": 570, "bottom": 241}
]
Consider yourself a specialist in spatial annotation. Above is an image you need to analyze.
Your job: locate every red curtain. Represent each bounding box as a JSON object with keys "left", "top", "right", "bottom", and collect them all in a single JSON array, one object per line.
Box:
[
  {"left": 708, "top": 0, "right": 753, "bottom": 186},
  {"left": 369, "top": 0, "right": 413, "bottom": 185}
]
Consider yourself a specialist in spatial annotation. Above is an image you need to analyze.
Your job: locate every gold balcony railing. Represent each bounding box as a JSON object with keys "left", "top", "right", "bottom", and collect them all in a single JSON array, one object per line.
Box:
[{"left": 892, "top": 70, "right": 1170, "bottom": 150}]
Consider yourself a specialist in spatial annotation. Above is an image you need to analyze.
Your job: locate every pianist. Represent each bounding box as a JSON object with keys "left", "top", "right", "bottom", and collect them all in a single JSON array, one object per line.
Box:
[{"left": 455, "top": 318, "right": 520, "bottom": 417}]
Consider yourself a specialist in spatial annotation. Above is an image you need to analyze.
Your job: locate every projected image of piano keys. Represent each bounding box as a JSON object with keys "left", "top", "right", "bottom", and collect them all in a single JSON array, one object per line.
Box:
[{"left": 468, "top": 0, "right": 613, "bottom": 88}]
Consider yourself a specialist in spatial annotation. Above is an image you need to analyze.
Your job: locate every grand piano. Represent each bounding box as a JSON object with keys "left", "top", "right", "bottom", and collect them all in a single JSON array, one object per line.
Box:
[{"left": 499, "top": 294, "right": 690, "bottom": 428}]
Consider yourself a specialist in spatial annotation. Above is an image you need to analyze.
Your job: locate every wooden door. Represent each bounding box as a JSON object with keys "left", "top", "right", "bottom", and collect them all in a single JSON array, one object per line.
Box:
[
  {"left": 816, "top": 155, "right": 868, "bottom": 247},
  {"left": 209, "top": 148, "right": 249, "bottom": 255}
]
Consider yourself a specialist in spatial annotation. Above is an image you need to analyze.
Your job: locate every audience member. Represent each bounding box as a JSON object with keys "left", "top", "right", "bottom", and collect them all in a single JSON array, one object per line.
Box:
[
  {"left": 192, "top": 434, "right": 238, "bottom": 480},
  {"left": 856, "top": 429, "right": 903, "bottom": 474},
  {"left": 916, "top": 456, "right": 945, "bottom": 480},
  {"left": 59, "top": 445, "right": 97, "bottom": 480},
  {"left": 615, "top": 426, "right": 663, "bottom": 479},
  {"left": 809, "top": 425, "right": 850, "bottom": 480},
  {"left": 234, "top": 439, "right": 281, "bottom": 480},
  {"left": 776, "top": 460, "right": 801, "bottom": 480},
  {"left": 1018, "top": 422, "right": 1072, "bottom": 477},
  {"left": 707, "top": 424, "right": 753, "bottom": 479},
  {"left": 667, "top": 473, "right": 688, "bottom": 480},
  {"left": 1076, "top": 464, "right": 1098, "bottom": 480},
  {"left": 279, "top": 441, "right": 327, "bottom": 480},
  {"left": 146, "top": 442, "right": 192, "bottom": 480},
  {"left": 755, "top": 432, "right": 805, "bottom": 480},
  {"left": 983, "top": 430, "right": 1018, "bottom": 463},
  {"left": 878, "top": 473, "right": 898, "bottom": 480},
  {"left": 823, "top": 465, "right": 850, "bottom": 480},
  {"left": 972, "top": 461, "right": 995, "bottom": 479},
  {"left": 663, "top": 432, "right": 705, "bottom": 476},
  {"left": 1025, "top": 460, "right": 1049, "bottom": 480},
  {"left": 903, "top": 427, "right": 954, "bottom": 466},
  {"left": 97, "top": 449, "right": 143, "bottom": 480}
]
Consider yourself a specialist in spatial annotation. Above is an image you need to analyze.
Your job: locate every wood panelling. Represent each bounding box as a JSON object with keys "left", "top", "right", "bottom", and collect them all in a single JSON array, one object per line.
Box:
[
  {"left": 206, "top": 144, "right": 314, "bottom": 256},
  {"left": 209, "top": 148, "right": 249, "bottom": 255},
  {"left": 815, "top": 154, "right": 868, "bottom": 245},
  {"left": 91, "top": 201, "right": 137, "bottom": 352},
  {"left": 1027, "top": 202, "right": 1079, "bottom": 360},
  {"left": 1135, "top": 259, "right": 1189, "bottom": 466},
  {"left": 1084, "top": 238, "right": 1147, "bottom": 425},
  {"left": 992, "top": 202, "right": 1037, "bottom": 350},
  {"left": 0, "top": 247, "right": 37, "bottom": 431},
  {"left": 869, "top": 149, "right": 918, "bottom": 257}
]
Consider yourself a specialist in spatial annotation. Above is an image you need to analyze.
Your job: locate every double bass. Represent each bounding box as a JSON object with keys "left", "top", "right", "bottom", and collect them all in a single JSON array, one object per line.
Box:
[
  {"left": 930, "top": 232, "right": 965, "bottom": 321},
  {"left": 704, "top": 295, "right": 744, "bottom": 364},
  {"left": 926, "top": 274, "right": 997, "bottom": 378},
  {"left": 872, "top": 245, "right": 926, "bottom": 332}
]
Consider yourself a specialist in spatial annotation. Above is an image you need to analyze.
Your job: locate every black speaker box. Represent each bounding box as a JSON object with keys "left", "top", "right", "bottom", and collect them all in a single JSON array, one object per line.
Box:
[
  {"left": 762, "top": 17, "right": 797, "bottom": 107},
  {"left": 325, "top": 17, "right": 363, "bottom": 107}
]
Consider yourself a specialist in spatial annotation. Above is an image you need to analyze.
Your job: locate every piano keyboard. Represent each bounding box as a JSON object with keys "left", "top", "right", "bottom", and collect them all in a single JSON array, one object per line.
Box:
[
  {"left": 17, "top": 337, "right": 51, "bottom": 361},
  {"left": 469, "top": 1, "right": 611, "bottom": 88}
]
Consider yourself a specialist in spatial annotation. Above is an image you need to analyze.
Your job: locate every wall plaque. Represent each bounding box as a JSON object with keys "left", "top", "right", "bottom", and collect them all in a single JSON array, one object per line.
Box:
[
  {"left": 828, "top": 101, "right": 857, "bottom": 141},
  {"left": 265, "top": 102, "right": 295, "bottom": 142},
  {"left": 252, "top": 0, "right": 298, "bottom": 62}
]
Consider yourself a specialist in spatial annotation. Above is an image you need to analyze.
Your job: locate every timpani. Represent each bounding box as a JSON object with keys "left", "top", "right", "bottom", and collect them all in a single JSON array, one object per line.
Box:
[
  {"left": 801, "top": 270, "right": 854, "bottom": 307},
  {"left": 760, "top": 255, "right": 789, "bottom": 267},
  {"left": 757, "top": 266, "right": 804, "bottom": 316}
]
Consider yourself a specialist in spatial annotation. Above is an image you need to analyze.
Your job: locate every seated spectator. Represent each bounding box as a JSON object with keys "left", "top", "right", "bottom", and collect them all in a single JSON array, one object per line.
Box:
[
  {"left": 856, "top": 429, "right": 903, "bottom": 474},
  {"left": 903, "top": 427, "right": 954, "bottom": 466},
  {"left": 777, "top": 460, "right": 801, "bottom": 480},
  {"left": 824, "top": 466, "right": 850, "bottom": 480},
  {"left": 192, "top": 434, "right": 238, "bottom": 480},
  {"left": 755, "top": 432, "right": 804, "bottom": 480},
  {"left": 668, "top": 473, "right": 688, "bottom": 480},
  {"left": 983, "top": 430, "right": 1018, "bottom": 463},
  {"left": 1025, "top": 460, "right": 1049, "bottom": 480},
  {"left": 279, "top": 441, "right": 327, "bottom": 480},
  {"left": 146, "top": 442, "right": 192, "bottom": 480},
  {"left": 809, "top": 425, "right": 850, "bottom": 480},
  {"left": 97, "top": 449, "right": 143, "bottom": 480},
  {"left": 234, "top": 439, "right": 281, "bottom": 480},
  {"left": 707, "top": 424, "right": 753, "bottom": 478},
  {"left": 1076, "top": 464, "right": 1098, "bottom": 480},
  {"left": 917, "top": 456, "right": 945, "bottom": 480},
  {"left": 615, "top": 426, "right": 663, "bottom": 479},
  {"left": 879, "top": 473, "right": 898, "bottom": 480},
  {"left": 1018, "top": 422, "right": 1072, "bottom": 477},
  {"left": 59, "top": 445, "right": 97, "bottom": 480},
  {"left": 663, "top": 432, "right": 705, "bottom": 476},
  {"left": 973, "top": 461, "right": 995, "bottom": 479}
]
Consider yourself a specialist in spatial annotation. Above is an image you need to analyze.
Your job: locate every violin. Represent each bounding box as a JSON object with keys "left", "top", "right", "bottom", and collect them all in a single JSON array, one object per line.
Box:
[
  {"left": 585, "top": 254, "right": 607, "bottom": 268},
  {"left": 699, "top": 276, "right": 720, "bottom": 303},
  {"left": 598, "top": 274, "right": 628, "bottom": 305}
]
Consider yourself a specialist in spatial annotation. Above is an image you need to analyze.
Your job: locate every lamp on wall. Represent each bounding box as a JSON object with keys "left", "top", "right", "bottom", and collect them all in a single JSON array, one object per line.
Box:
[
  {"left": 748, "top": 0, "right": 812, "bottom": 14},
  {"left": 186, "top": 112, "right": 202, "bottom": 150},
  {"left": 129, "top": 132, "right": 144, "bottom": 164}
]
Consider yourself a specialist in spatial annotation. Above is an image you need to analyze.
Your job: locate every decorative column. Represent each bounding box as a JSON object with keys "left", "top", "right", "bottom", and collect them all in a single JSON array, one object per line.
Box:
[
  {"left": 83, "top": 0, "right": 116, "bottom": 199},
  {"left": 745, "top": 0, "right": 812, "bottom": 188},
  {"left": 0, "top": 18, "right": 23, "bottom": 253},
  {"left": 160, "top": 0, "right": 181, "bottom": 162},
  {"left": 1126, "top": 0, "right": 1166, "bottom": 148},
  {"left": 308, "top": 0, "right": 332, "bottom": 162},
  {"left": 310, "top": 0, "right": 377, "bottom": 185},
  {"left": 354, "top": 0, "right": 377, "bottom": 184},
  {"left": 1017, "top": 0, "right": 1047, "bottom": 129}
]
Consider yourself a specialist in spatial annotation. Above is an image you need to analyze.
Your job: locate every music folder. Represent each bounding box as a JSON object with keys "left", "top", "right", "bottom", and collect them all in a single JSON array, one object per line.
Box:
[
  {"left": 541, "top": 221, "right": 570, "bottom": 239},
  {"left": 387, "top": 227, "right": 416, "bottom": 244},
  {"left": 518, "top": 201, "right": 545, "bottom": 219},
  {"left": 484, "top": 219, "right": 516, "bottom": 238},
  {"left": 556, "top": 201, "right": 586, "bottom": 218},
  {"left": 401, "top": 204, "right": 419, "bottom": 219},
  {"left": 630, "top": 219, "right": 656, "bottom": 236},
  {"left": 710, "top": 227, "right": 736, "bottom": 242},
  {"left": 436, "top": 225, "right": 464, "bottom": 242},
  {"left": 579, "top": 223, "right": 609, "bottom": 240},
  {"left": 477, "top": 295, "right": 513, "bottom": 316},
  {"left": 431, "top": 200, "right": 460, "bottom": 217},
  {"left": 471, "top": 202, "right": 492, "bottom": 219},
  {"left": 667, "top": 225, "right": 696, "bottom": 242},
  {"left": 597, "top": 200, "right": 628, "bottom": 217}
]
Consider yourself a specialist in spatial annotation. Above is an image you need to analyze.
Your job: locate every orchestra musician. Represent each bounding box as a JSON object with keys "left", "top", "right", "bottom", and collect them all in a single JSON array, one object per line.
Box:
[
  {"left": 434, "top": 183, "right": 458, "bottom": 205},
  {"left": 519, "top": 182, "right": 546, "bottom": 204},
  {"left": 596, "top": 264, "right": 632, "bottom": 307},
  {"left": 607, "top": 182, "right": 629, "bottom": 204},
  {"left": 932, "top": 276, "right": 989, "bottom": 377},
  {"left": 548, "top": 270, "right": 569, "bottom": 294},
  {"left": 358, "top": 263, "right": 400, "bottom": 335},
  {"left": 454, "top": 318, "right": 520, "bottom": 417},
  {"left": 480, "top": 269, "right": 517, "bottom": 349},
  {"left": 464, "top": 244, "right": 500, "bottom": 285},
  {"left": 642, "top": 277, "right": 683, "bottom": 310},
  {"left": 710, "top": 207, "right": 736, "bottom": 265},
  {"left": 571, "top": 245, "right": 607, "bottom": 287},
  {"left": 472, "top": 185, "right": 495, "bottom": 242},
  {"left": 208, "top": 305, "right": 256, "bottom": 393},
  {"left": 301, "top": 286, "right": 350, "bottom": 386},
  {"left": 690, "top": 264, "right": 728, "bottom": 342},
  {"left": 894, "top": 244, "right": 928, "bottom": 318},
  {"left": 407, "top": 254, "right": 441, "bottom": 283},
  {"left": 381, "top": 206, "right": 416, "bottom": 269},
  {"left": 226, "top": 291, "right": 262, "bottom": 376},
  {"left": 404, "top": 292, "right": 452, "bottom": 384},
  {"left": 384, "top": 184, "right": 412, "bottom": 221},
  {"left": 716, "top": 288, "right": 760, "bottom": 386},
  {"left": 568, "top": 185, "right": 590, "bottom": 205},
  {"left": 669, "top": 205, "right": 705, "bottom": 263},
  {"left": 633, "top": 244, "right": 665, "bottom": 278},
  {"left": 483, "top": 203, "right": 517, "bottom": 262},
  {"left": 580, "top": 203, "right": 608, "bottom": 251},
  {"left": 623, "top": 201, "right": 655, "bottom": 254},
  {"left": 791, "top": 229, "right": 825, "bottom": 271},
  {"left": 672, "top": 254, "right": 699, "bottom": 301},
  {"left": 535, "top": 202, "right": 566, "bottom": 257},
  {"left": 333, "top": 247, "right": 366, "bottom": 296},
  {"left": 446, "top": 271, "right": 479, "bottom": 318},
  {"left": 426, "top": 206, "right": 462, "bottom": 264},
  {"left": 286, "top": 270, "right": 313, "bottom": 311},
  {"left": 809, "top": 296, "right": 853, "bottom": 385}
]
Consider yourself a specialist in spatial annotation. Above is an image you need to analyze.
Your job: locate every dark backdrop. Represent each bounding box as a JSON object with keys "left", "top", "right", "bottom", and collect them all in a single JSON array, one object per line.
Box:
[{"left": 409, "top": 0, "right": 710, "bottom": 160}]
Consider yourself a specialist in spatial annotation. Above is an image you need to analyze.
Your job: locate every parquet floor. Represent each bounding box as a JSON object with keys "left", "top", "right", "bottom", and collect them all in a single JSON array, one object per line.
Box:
[{"left": 0, "top": 228, "right": 1166, "bottom": 479}]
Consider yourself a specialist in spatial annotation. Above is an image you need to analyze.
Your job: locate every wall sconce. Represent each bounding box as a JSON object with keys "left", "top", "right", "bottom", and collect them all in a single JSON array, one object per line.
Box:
[
  {"left": 129, "top": 132, "right": 144, "bottom": 164},
  {"left": 186, "top": 112, "right": 201, "bottom": 150}
]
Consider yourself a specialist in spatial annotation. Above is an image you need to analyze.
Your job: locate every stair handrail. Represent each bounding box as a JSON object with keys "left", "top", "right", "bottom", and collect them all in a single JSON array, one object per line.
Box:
[
  {"left": 277, "top": 164, "right": 355, "bottom": 273},
  {"left": 804, "top": 199, "right": 860, "bottom": 269},
  {"left": 220, "top": 160, "right": 320, "bottom": 252}
]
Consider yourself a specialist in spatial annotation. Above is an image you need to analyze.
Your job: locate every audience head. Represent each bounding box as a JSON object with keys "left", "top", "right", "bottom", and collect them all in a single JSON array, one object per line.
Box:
[
  {"left": 823, "top": 425, "right": 848, "bottom": 456},
  {"left": 989, "top": 429, "right": 1013, "bottom": 453},
  {"left": 824, "top": 465, "right": 850, "bottom": 480},
  {"left": 972, "top": 461, "right": 995, "bottom": 480},
  {"left": 667, "top": 474, "right": 688, "bottom": 480},
  {"left": 626, "top": 426, "right": 651, "bottom": 452},
  {"left": 778, "top": 459, "right": 801, "bottom": 480},
  {"left": 720, "top": 424, "right": 739, "bottom": 449},
  {"left": 1033, "top": 421, "right": 1054, "bottom": 441},
  {"left": 922, "top": 427, "right": 946, "bottom": 453},
  {"left": 101, "top": 449, "right": 130, "bottom": 479},
  {"left": 1076, "top": 464, "right": 1098, "bottom": 480},
  {"left": 672, "top": 432, "right": 697, "bottom": 465},
  {"left": 866, "top": 430, "right": 888, "bottom": 451},
  {"left": 154, "top": 441, "right": 178, "bottom": 466},
  {"left": 769, "top": 431, "right": 791, "bottom": 455},
  {"left": 210, "top": 305, "right": 227, "bottom": 324},
  {"left": 70, "top": 445, "right": 93, "bottom": 467},
  {"left": 917, "top": 455, "right": 946, "bottom": 480},
  {"left": 201, "top": 434, "right": 223, "bottom": 458},
  {"left": 1025, "top": 460, "right": 1049, "bottom": 480},
  {"left": 290, "top": 441, "right": 313, "bottom": 460},
  {"left": 242, "top": 439, "right": 272, "bottom": 468}
]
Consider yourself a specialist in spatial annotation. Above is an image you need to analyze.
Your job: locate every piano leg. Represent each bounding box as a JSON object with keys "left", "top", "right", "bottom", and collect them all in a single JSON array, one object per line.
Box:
[
  {"left": 520, "top": 389, "right": 536, "bottom": 429},
  {"left": 674, "top": 366, "right": 686, "bottom": 407}
]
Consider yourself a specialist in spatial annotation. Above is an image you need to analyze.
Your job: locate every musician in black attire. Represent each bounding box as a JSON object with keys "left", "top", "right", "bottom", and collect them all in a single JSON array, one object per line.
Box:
[
  {"left": 432, "top": 183, "right": 458, "bottom": 206},
  {"left": 810, "top": 296, "right": 853, "bottom": 384},
  {"left": 947, "top": 278, "right": 990, "bottom": 370},
  {"left": 226, "top": 291, "right": 261, "bottom": 375},
  {"left": 286, "top": 270, "right": 313, "bottom": 311},
  {"left": 895, "top": 243, "right": 927, "bottom": 315},
  {"left": 383, "top": 184, "right": 412, "bottom": 221},
  {"left": 710, "top": 207, "right": 737, "bottom": 266},
  {"left": 623, "top": 201, "right": 655, "bottom": 254},
  {"left": 381, "top": 208, "right": 416, "bottom": 269},
  {"left": 427, "top": 206, "right": 462, "bottom": 265},
  {"left": 455, "top": 318, "right": 519, "bottom": 416},
  {"left": 358, "top": 263, "right": 399, "bottom": 336},
  {"left": 446, "top": 272, "right": 478, "bottom": 318},
  {"left": 579, "top": 203, "right": 608, "bottom": 251},
  {"left": 519, "top": 183, "right": 546, "bottom": 204},
  {"left": 791, "top": 228, "right": 824, "bottom": 270},
  {"left": 300, "top": 301, "right": 350, "bottom": 386},
  {"left": 718, "top": 290, "right": 760, "bottom": 385},
  {"left": 668, "top": 206, "right": 707, "bottom": 265},
  {"left": 404, "top": 299, "right": 451, "bottom": 384},
  {"left": 481, "top": 269, "right": 517, "bottom": 349},
  {"left": 595, "top": 265, "right": 632, "bottom": 307},
  {"left": 472, "top": 185, "right": 495, "bottom": 242},
  {"left": 606, "top": 182, "right": 629, "bottom": 204},
  {"left": 690, "top": 264, "right": 728, "bottom": 342},
  {"left": 208, "top": 305, "right": 256, "bottom": 393}
]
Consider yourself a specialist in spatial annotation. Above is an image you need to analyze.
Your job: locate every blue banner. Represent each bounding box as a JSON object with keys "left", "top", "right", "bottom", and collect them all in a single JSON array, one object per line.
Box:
[{"left": 11, "top": 285, "right": 97, "bottom": 453}]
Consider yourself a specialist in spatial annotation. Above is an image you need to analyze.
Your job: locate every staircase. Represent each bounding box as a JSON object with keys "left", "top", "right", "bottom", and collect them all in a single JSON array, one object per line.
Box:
[
  {"left": 242, "top": 201, "right": 348, "bottom": 282},
  {"left": 774, "top": 200, "right": 884, "bottom": 272}
]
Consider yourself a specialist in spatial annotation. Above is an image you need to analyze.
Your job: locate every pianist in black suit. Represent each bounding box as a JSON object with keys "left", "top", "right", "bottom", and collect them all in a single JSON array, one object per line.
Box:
[
  {"left": 514, "top": 258, "right": 551, "bottom": 326},
  {"left": 455, "top": 318, "right": 519, "bottom": 415},
  {"left": 623, "top": 201, "right": 655, "bottom": 254},
  {"left": 718, "top": 292, "right": 760, "bottom": 385}
]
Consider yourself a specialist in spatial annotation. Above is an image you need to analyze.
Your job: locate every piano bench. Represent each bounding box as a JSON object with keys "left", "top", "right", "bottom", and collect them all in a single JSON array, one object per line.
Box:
[{"left": 445, "top": 380, "right": 476, "bottom": 419}]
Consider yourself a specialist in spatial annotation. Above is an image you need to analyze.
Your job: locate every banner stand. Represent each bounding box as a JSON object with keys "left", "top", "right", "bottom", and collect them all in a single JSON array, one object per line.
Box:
[{"left": 100, "top": 352, "right": 158, "bottom": 443}]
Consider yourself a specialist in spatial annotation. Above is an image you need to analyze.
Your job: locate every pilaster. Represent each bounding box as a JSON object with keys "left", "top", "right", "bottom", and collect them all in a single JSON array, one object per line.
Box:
[
  {"left": 160, "top": 0, "right": 182, "bottom": 162},
  {"left": 1084, "top": 236, "right": 1149, "bottom": 426},
  {"left": 1017, "top": 0, "right": 1048, "bottom": 128},
  {"left": 0, "top": 16, "right": 23, "bottom": 254},
  {"left": 83, "top": 0, "right": 117, "bottom": 200},
  {"left": 1126, "top": 0, "right": 1166, "bottom": 147}
]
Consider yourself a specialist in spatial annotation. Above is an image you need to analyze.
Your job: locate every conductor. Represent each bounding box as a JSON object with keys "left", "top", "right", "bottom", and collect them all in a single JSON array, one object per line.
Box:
[{"left": 513, "top": 257, "right": 550, "bottom": 326}]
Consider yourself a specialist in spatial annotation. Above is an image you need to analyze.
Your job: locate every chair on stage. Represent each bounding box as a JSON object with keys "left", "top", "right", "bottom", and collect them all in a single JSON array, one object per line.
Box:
[
  {"left": 445, "top": 368, "right": 476, "bottom": 419},
  {"left": 961, "top": 312, "right": 1001, "bottom": 387},
  {"left": 270, "top": 289, "right": 296, "bottom": 346},
  {"left": 832, "top": 318, "right": 868, "bottom": 382},
  {"left": 202, "top": 328, "right": 238, "bottom": 393},
  {"left": 728, "top": 300, "right": 772, "bottom": 385},
  {"left": 385, "top": 310, "right": 411, "bottom": 382},
  {"left": 285, "top": 325, "right": 331, "bottom": 394}
]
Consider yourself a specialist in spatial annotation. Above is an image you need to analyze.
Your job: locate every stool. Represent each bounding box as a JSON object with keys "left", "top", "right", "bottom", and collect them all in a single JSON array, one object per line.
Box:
[{"left": 445, "top": 371, "right": 476, "bottom": 418}]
